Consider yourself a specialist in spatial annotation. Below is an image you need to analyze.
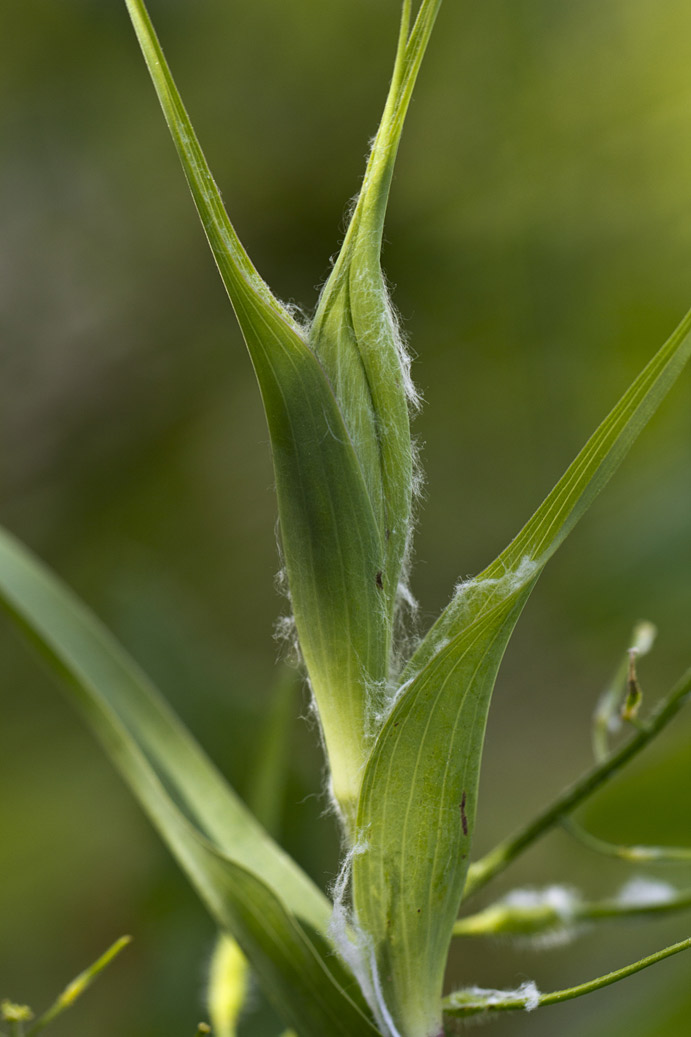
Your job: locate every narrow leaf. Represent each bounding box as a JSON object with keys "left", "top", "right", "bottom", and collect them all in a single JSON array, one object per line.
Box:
[
  {"left": 0, "top": 528, "right": 379, "bottom": 1035},
  {"left": 404, "top": 310, "right": 691, "bottom": 681},
  {"left": 123, "top": 0, "right": 390, "bottom": 827},
  {"left": 353, "top": 586, "right": 535, "bottom": 1037},
  {"left": 205, "top": 670, "right": 298, "bottom": 1036},
  {"left": 311, "top": 0, "right": 442, "bottom": 626},
  {"left": 353, "top": 309, "right": 691, "bottom": 1036},
  {"left": 247, "top": 668, "right": 297, "bottom": 836},
  {"left": 0, "top": 526, "right": 327, "bottom": 933}
]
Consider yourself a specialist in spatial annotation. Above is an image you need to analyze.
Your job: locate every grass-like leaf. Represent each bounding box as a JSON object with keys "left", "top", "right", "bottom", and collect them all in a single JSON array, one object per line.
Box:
[
  {"left": 311, "top": 0, "right": 442, "bottom": 627},
  {"left": 123, "top": 0, "right": 394, "bottom": 829},
  {"left": 0, "top": 528, "right": 377, "bottom": 1037},
  {"left": 353, "top": 309, "right": 691, "bottom": 1036}
]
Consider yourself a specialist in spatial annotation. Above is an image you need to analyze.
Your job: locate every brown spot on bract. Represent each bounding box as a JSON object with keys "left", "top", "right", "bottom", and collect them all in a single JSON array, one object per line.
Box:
[{"left": 375, "top": 570, "right": 384, "bottom": 590}]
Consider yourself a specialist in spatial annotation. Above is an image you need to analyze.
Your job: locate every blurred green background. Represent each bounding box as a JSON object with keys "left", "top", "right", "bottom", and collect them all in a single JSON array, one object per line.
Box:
[{"left": 1, "top": 0, "right": 690, "bottom": 1034}]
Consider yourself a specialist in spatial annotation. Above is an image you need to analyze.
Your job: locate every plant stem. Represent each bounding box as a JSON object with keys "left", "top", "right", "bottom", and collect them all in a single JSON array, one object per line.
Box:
[
  {"left": 25, "top": 937, "right": 131, "bottom": 1036},
  {"left": 464, "top": 668, "right": 691, "bottom": 900},
  {"left": 453, "top": 885, "right": 691, "bottom": 939},
  {"left": 562, "top": 817, "right": 691, "bottom": 862},
  {"left": 443, "top": 934, "right": 691, "bottom": 1018}
]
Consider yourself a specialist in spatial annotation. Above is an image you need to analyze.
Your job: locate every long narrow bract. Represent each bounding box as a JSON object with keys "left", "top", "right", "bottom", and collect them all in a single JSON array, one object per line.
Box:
[
  {"left": 353, "top": 309, "right": 691, "bottom": 1036},
  {"left": 311, "top": 0, "right": 443, "bottom": 641},
  {"left": 123, "top": 0, "right": 391, "bottom": 828}
]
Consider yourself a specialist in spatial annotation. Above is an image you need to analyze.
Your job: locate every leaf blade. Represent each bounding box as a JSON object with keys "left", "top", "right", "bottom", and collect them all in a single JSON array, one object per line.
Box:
[
  {"left": 354, "top": 309, "right": 691, "bottom": 1036},
  {"left": 0, "top": 526, "right": 379, "bottom": 1037},
  {"left": 405, "top": 307, "right": 691, "bottom": 680},
  {"left": 123, "top": 0, "right": 390, "bottom": 825},
  {"left": 310, "top": 0, "right": 443, "bottom": 625}
]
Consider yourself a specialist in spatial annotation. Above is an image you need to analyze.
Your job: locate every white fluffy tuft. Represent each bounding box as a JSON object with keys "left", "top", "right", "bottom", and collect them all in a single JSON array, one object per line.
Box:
[
  {"left": 616, "top": 877, "right": 676, "bottom": 907},
  {"left": 453, "top": 555, "right": 539, "bottom": 603},
  {"left": 461, "top": 980, "right": 541, "bottom": 1013},
  {"left": 329, "top": 836, "right": 403, "bottom": 1037},
  {"left": 503, "top": 884, "right": 579, "bottom": 920}
]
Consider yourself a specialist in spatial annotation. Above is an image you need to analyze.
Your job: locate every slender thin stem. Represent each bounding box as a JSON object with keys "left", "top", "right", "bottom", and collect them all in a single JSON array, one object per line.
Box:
[
  {"left": 443, "top": 935, "right": 691, "bottom": 1019},
  {"left": 562, "top": 817, "right": 691, "bottom": 863},
  {"left": 453, "top": 884, "right": 691, "bottom": 939},
  {"left": 25, "top": 937, "right": 131, "bottom": 1036},
  {"left": 464, "top": 668, "right": 691, "bottom": 900},
  {"left": 585, "top": 889, "right": 691, "bottom": 922}
]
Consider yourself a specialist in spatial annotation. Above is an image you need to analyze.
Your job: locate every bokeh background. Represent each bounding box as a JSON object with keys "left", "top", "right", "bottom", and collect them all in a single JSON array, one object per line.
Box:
[{"left": 1, "top": 0, "right": 690, "bottom": 1034}]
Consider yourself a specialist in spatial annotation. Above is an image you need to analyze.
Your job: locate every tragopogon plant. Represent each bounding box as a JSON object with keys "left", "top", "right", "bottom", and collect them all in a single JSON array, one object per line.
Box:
[{"left": 2, "top": 3, "right": 690, "bottom": 1036}]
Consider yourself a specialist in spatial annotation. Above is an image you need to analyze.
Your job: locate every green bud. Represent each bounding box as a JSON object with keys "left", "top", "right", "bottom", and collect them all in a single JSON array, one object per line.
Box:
[
  {"left": 207, "top": 934, "right": 249, "bottom": 1037},
  {"left": 1, "top": 1002, "right": 33, "bottom": 1023}
]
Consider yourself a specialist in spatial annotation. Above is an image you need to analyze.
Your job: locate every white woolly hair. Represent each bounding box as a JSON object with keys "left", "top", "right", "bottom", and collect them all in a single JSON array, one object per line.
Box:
[
  {"left": 499, "top": 885, "right": 583, "bottom": 950},
  {"left": 454, "top": 981, "right": 541, "bottom": 1027},
  {"left": 271, "top": 240, "right": 428, "bottom": 749},
  {"left": 452, "top": 555, "right": 539, "bottom": 603},
  {"left": 616, "top": 876, "right": 676, "bottom": 907},
  {"left": 328, "top": 834, "right": 401, "bottom": 1037}
]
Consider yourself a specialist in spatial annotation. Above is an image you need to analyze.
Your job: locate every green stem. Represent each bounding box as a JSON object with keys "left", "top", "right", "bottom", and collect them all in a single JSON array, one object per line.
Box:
[
  {"left": 585, "top": 889, "right": 691, "bottom": 922},
  {"left": 464, "top": 667, "right": 691, "bottom": 899},
  {"left": 563, "top": 817, "right": 691, "bottom": 863},
  {"left": 25, "top": 937, "right": 131, "bottom": 1036},
  {"left": 453, "top": 884, "right": 691, "bottom": 939},
  {"left": 443, "top": 935, "right": 691, "bottom": 1018}
]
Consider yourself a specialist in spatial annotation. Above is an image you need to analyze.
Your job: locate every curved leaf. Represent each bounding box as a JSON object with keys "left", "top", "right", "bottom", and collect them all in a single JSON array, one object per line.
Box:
[
  {"left": 0, "top": 527, "right": 379, "bottom": 1036},
  {"left": 353, "top": 308, "right": 691, "bottom": 1036},
  {"left": 0, "top": 526, "right": 327, "bottom": 932},
  {"left": 123, "top": 0, "right": 389, "bottom": 826}
]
